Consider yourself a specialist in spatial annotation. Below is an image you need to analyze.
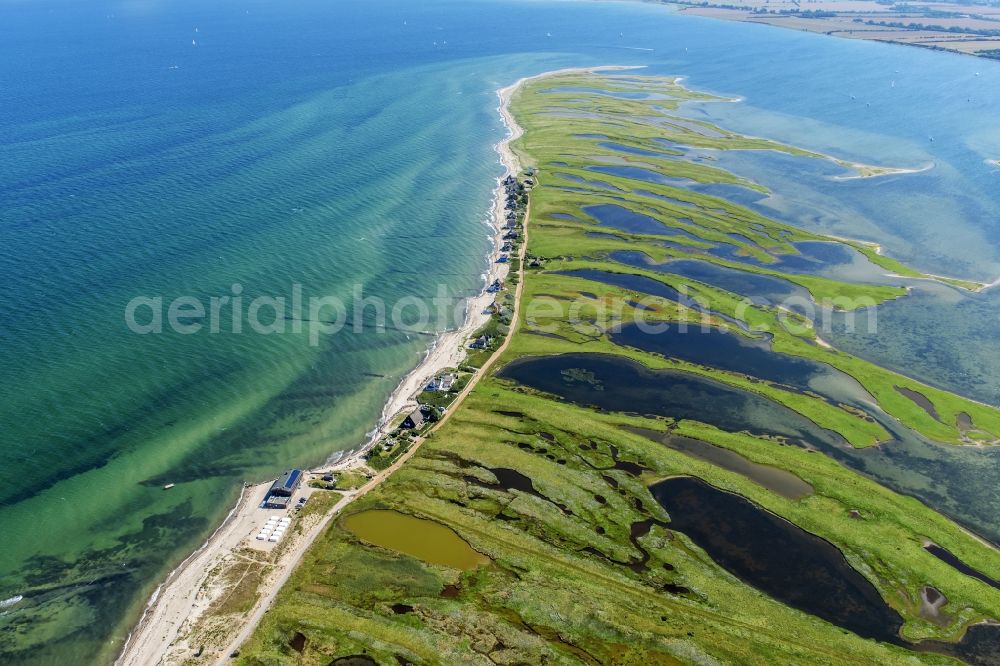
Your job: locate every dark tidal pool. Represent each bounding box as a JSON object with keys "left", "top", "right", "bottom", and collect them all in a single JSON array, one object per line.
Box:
[
  {"left": 497, "top": 352, "right": 842, "bottom": 450},
  {"left": 585, "top": 203, "right": 700, "bottom": 239},
  {"left": 611, "top": 251, "right": 810, "bottom": 306},
  {"left": 612, "top": 323, "right": 812, "bottom": 389},
  {"left": 609, "top": 322, "right": 877, "bottom": 408},
  {"left": 553, "top": 269, "right": 682, "bottom": 302},
  {"left": 555, "top": 264, "right": 1000, "bottom": 545},
  {"left": 651, "top": 477, "right": 1000, "bottom": 664},
  {"left": 649, "top": 476, "right": 905, "bottom": 643}
]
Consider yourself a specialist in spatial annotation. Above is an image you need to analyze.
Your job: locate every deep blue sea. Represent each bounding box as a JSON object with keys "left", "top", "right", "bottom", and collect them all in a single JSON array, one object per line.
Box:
[{"left": 2, "top": 0, "right": 1000, "bottom": 662}]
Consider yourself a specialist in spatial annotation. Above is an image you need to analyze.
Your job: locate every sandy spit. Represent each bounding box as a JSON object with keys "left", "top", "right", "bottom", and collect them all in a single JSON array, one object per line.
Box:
[{"left": 115, "top": 64, "right": 638, "bottom": 666}]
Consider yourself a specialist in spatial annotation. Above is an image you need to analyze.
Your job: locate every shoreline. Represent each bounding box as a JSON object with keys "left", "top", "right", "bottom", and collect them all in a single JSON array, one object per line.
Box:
[
  {"left": 115, "top": 65, "right": 631, "bottom": 666},
  {"left": 116, "top": 117, "right": 514, "bottom": 666},
  {"left": 309, "top": 66, "right": 647, "bottom": 467},
  {"left": 671, "top": 3, "right": 1000, "bottom": 62},
  {"left": 820, "top": 233, "right": 990, "bottom": 291},
  {"left": 830, "top": 160, "right": 935, "bottom": 181}
]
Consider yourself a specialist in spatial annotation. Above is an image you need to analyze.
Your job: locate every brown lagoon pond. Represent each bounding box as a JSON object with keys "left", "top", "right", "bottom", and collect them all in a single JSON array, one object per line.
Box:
[
  {"left": 628, "top": 427, "right": 812, "bottom": 500},
  {"left": 342, "top": 510, "right": 489, "bottom": 570}
]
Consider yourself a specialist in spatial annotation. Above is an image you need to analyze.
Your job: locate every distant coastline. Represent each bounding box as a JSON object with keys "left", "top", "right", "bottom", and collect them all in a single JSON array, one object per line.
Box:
[{"left": 661, "top": 0, "right": 1000, "bottom": 61}]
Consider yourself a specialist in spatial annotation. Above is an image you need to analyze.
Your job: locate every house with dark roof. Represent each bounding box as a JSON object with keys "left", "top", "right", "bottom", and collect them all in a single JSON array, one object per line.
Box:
[
  {"left": 270, "top": 469, "right": 302, "bottom": 497},
  {"left": 403, "top": 408, "right": 425, "bottom": 429},
  {"left": 263, "top": 469, "right": 302, "bottom": 508},
  {"left": 470, "top": 334, "right": 492, "bottom": 349}
]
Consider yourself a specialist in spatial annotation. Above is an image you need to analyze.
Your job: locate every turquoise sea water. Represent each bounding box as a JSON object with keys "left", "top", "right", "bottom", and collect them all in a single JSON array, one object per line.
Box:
[{"left": 2, "top": 0, "right": 1000, "bottom": 662}]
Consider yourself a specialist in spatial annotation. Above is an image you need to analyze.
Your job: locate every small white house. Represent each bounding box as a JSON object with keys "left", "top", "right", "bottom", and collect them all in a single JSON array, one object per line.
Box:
[{"left": 426, "top": 373, "right": 457, "bottom": 392}]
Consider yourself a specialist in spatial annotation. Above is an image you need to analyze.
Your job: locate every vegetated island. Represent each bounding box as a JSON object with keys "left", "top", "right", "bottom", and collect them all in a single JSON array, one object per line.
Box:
[
  {"left": 141, "top": 70, "right": 1000, "bottom": 666},
  {"left": 660, "top": 0, "right": 1000, "bottom": 60}
]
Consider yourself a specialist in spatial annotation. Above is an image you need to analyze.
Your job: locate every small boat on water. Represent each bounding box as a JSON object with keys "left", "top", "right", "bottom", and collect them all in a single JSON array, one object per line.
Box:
[{"left": 163, "top": 483, "right": 175, "bottom": 490}]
